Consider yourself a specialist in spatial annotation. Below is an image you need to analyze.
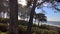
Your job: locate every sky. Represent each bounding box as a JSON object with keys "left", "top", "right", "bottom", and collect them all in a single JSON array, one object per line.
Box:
[
  {"left": 18, "top": 0, "right": 60, "bottom": 21},
  {"left": 35, "top": 7, "right": 60, "bottom": 21}
]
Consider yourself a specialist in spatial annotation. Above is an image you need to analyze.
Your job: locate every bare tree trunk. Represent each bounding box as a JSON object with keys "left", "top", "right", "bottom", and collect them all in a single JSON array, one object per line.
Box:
[
  {"left": 0, "top": 12, "right": 2, "bottom": 18},
  {"left": 38, "top": 21, "right": 40, "bottom": 27},
  {"left": 8, "top": 0, "right": 18, "bottom": 34},
  {"left": 27, "top": 0, "right": 37, "bottom": 34}
]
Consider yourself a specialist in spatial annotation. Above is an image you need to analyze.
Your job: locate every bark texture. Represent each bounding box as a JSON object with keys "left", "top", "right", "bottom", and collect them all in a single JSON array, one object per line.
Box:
[{"left": 8, "top": 0, "right": 18, "bottom": 34}]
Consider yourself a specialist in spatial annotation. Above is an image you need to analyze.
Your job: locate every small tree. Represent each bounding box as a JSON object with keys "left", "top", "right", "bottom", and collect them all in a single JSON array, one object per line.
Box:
[{"left": 35, "top": 13, "right": 47, "bottom": 27}]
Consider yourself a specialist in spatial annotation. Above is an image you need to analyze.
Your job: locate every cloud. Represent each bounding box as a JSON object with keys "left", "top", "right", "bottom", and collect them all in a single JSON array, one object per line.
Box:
[{"left": 18, "top": 0, "right": 27, "bottom": 6}]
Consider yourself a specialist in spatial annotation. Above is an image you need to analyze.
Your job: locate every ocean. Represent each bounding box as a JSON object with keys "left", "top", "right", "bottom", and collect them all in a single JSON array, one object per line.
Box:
[
  {"left": 46, "top": 21, "right": 60, "bottom": 27},
  {"left": 33, "top": 21, "right": 60, "bottom": 27}
]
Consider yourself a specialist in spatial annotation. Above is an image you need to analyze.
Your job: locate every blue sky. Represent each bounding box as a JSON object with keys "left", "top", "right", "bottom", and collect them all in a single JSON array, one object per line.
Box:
[
  {"left": 18, "top": 0, "right": 60, "bottom": 21},
  {"left": 35, "top": 7, "right": 60, "bottom": 21},
  {"left": 35, "top": 2, "right": 60, "bottom": 21}
]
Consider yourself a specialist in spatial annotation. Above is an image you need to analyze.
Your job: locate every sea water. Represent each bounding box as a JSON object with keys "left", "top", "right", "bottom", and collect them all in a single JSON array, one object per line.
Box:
[{"left": 33, "top": 21, "right": 60, "bottom": 27}]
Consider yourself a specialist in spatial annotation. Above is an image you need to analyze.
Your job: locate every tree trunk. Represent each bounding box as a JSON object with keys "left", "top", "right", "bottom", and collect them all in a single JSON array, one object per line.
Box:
[
  {"left": 27, "top": 0, "right": 37, "bottom": 34},
  {"left": 8, "top": 0, "right": 18, "bottom": 34},
  {"left": 2, "top": 12, "right": 5, "bottom": 18},
  {"left": 0, "top": 12, "right": 2, "bottom": 18},
  {"left": 38, "top": 21, "right": 40, "bottom": 27}
]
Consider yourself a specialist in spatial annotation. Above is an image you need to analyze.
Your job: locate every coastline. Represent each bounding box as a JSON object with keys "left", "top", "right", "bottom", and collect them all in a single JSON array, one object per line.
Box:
[{"left": 42, "top": 23, "right": 60, "bottom": 27}]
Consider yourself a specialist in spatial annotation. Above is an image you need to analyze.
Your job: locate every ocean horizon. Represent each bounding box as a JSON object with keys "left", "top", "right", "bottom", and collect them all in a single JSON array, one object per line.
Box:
[
  {"left": 46, "top": 21, "right": 60, "bottom": 27},
  {"left": 33, "top": 21, "right": 60, "bottom": 27}
]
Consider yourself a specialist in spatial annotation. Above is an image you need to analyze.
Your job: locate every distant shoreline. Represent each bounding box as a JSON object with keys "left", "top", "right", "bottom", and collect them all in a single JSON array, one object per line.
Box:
[
  {"left": 46, "top": 24, "right": 60, "bottom": 27},
  {"left": 42, "top": 23, "right": 60, "bottom": 27},
  {"left": 35, "top": 21, "right": 60, "bottom": 27}
]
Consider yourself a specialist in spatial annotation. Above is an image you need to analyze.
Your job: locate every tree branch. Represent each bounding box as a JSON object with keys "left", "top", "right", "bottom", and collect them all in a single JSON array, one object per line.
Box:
[
  {"left": 36, "top": 0, "right": 45, "bottom": 7},
  {"left": 26, "top": 0, "right": 33, "bottom": 7},
  {"left": 53, "top": 6, "right": 60, "bottom": 11},
  {"left": 55, "top": 7, "right": 60, "bottom": 11}
]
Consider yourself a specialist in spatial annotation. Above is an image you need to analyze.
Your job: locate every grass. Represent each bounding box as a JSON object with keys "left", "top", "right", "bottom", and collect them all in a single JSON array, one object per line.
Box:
[{"left": 0, "top": 32, "right": 7, "bottom": 34}]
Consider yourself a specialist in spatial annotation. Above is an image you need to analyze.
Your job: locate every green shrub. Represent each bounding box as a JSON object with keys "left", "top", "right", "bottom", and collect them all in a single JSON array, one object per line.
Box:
[
  {"left": 31, "top": 27, "right": 58, "bottom": 34},
  {"left": 0, "top": 18, "right": 9, "bottom": 24},
  {"left": 0, "top": 24, "right": 59, "bottom": 34},
  {"left": 0, "top": 23, "right": 8, "bottom": 32},
  {"left": 18, "top": 25, "right": 59, "bottom": 34},
  {"left": 33, "top": 29, "right": 58, "bottom": 34},
  {"left": 18, "top": 25, "right": 27, "bottom": 34},
  {"left": 33, "top": 24, "right": 37, "bottom": 27},
  {"left": 0, "top": 32, "right": 7, "bottom": 34}
]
